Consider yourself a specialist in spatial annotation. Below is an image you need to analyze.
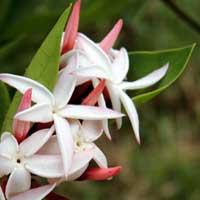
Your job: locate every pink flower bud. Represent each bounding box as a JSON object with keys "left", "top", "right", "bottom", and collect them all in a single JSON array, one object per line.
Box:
[
  {"left": 13, "top": 88, "right": 32, "bottom": 143},
  {"left": 78, "top": 166, "right": 122, "bottom": 181},
  {"left": 61, "top": 0, "right": 81, "bottom": 54}
]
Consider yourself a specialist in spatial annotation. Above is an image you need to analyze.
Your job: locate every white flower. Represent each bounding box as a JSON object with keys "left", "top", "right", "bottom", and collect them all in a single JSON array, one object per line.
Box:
[
  {"left": 0, "top": 128, "right": 59, "bottom": 198},
  {"left": 38, "top": 119, "right": 107, "bottom": 182},
  {"left": 0, "top": 184, "right": 55, "bottom": 200},
  {"left": 68, "top": 33, "right": 169, "bottom": 143},
  {"left": 0, "top": 62, "right": 123, "bottom": 178},
  {"left": 70, "top": 120, "right": 108, "bottom": 168}
]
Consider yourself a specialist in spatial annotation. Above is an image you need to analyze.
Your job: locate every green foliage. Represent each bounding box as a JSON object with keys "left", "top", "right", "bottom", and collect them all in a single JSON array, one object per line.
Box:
[
  {"left": 1, "top": 6, "right": 71, "bottom": 132},
  {"left": 128, "top": 44, "right": 196, "bottom": 105},
  {"left": 0, "top": 83, "right": 10, "bottom": 130}
]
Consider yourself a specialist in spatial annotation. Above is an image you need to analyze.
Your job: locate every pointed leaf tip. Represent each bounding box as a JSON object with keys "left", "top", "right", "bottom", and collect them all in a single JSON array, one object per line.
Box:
[
  {"left": 100, "top": 19, "right": 123, "bottom": 53},
  {"left": 13, "top": 88, "right": 32, "bottom": 143},
  {"left": 61, "top": 0, "right": 81, "bottom": 54},
  {"left": 78, "top": 166, "right": 122, "bottom": 181}
]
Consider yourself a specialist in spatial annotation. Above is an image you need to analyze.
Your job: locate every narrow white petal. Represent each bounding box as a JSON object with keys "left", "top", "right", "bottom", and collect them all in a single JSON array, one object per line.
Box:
[
  {"left": 0, "top": 187, "right": 5, "bottom": 200},
  {"left": 37, "top": 136, "right": 60, "bottom": 155},
  {"left": 119, "top": 90, "right": 140, "bottom": 144},
  {"left": 69, "top": 120, "right": 81, "bottom": 137},
  {"left": 6, "top": 167, "right": 31, "bottom": 199},
  {"left": 76, "top": 33, "right": 111, "bottom": 73},
  {"left": 10, "top": 184, "right": 56, "bottom": 200},
  {"left": 69, "top": 149, "right": 94, "bottom": 175},
  {"left": 107, "top": 83, "right": 122, "bottom": 129},
  {"left": 0, "top": 156, "right": 16, "bottom": 178},
  {"left": 92, "top": 78, "right": 111, "bottom": 139},
  {"left": 53, "top": 71, "right": 76, "bottom": 107},
  {"left": 0, "top": 132, "right": 18, "bottom": 159},
  {"left": 93, "top": 145, "right": 108, "bottom": 168},
  {"left": 111, "top": 48, "right": 129, "bottom": 83},
  {"left": 53, "top": 115, "right": 74, "bottom": 179},
  {"left": 19, "top": 126, "right": 55, "bottom": 157},
  {"left": 68, "top": 164, "right": 88, "bottom": 181},
  {"left": 72, "top": 65, "right": 110, "bottom": 80},
  {"left": 82, "top": 120, "right": 103, "bottom": 142},
  {"left": 0, "top": 73, "right": 54, "bottom": 105},
  {"left": 24, "top": 155, "right": 64, "bottom": 178},
  {"left": 59, "top": 105, "right": 124, "bottom": 120},
  {"left": 15, "top": 104, "right": 53, "bottom": 123},
  {"left": 120, "top": 63, "right": 169, "bottom": 90},
  {"left": 98, "top": 94, "right": 112, "bottom": 140}
]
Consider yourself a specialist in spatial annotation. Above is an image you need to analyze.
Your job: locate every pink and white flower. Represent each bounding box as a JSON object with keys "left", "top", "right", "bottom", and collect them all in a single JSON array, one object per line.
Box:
[
  {"left": 64, "top": 33, "right": 168, "bottom": 143},
  {"left": 0, "top": 63, "right": 123, "bottom": 179},
  {"left": 0, "top": 129, "right": 58, "bottom": 198}
]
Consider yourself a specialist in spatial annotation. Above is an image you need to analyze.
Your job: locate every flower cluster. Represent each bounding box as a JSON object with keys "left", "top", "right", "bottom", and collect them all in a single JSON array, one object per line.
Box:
[{"left": 0, "top": 0, "right": 168, "bottom": 199}]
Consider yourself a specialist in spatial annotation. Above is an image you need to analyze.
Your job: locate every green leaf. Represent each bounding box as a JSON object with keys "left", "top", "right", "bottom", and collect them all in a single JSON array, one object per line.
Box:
[
  {"left": 1, "top": 5, "right": 71, "bottom": 132},
  {"left": 0, "top": 83, "right": 10, "bottom": 131},
  {"left": 128, "top": 44, "right": 195, "bottom": 105}
]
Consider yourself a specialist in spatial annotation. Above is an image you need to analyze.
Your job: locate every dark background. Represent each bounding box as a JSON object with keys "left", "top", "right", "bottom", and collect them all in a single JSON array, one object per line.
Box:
[{"left": 0, "top": 0, "right": 200, "bottom": 199}]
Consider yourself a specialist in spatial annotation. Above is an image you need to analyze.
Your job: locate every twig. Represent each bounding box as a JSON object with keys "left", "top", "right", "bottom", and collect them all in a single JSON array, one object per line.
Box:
[{"left": 161, "top": 0, "right": 200, "bottom": 34}]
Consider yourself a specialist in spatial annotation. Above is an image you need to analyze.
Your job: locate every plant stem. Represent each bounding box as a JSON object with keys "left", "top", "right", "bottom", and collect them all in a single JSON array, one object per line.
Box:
[{"left": 161, "top": 0, "right": 200, "bottom": 34}]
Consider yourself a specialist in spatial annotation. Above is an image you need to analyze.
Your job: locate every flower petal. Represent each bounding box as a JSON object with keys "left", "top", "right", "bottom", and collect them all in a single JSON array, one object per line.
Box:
[
  {"left": 120, "top": 63, "right": 169, "bottom": 90},
  {"left": 53, "top": 69, "right": 76, "bottom": 108},
  {"left": 15, "top": 104, "right": 53, "bottom": 123},
  {"left": 59, "top": 105, "right": 124, "bottom": 120},
  {"left": 0, "top": 156, "right": 16, "bottom": 178},
  {"left": 0, "top": 74, "right": 54, "bottom": 105},
  {"left": 13, "top": 89, "right": 32, "bottom": 143},
  {"left": 79, "top": 166, "right": 122, "bottom": 181},
  {"left": 6, "top": 167, "right": 31, "bottom": 199},
  {"left": 82, "top": 120, "right": 103, "bottom": 142},
  {"left": 68, "top": 164, "right": 88, "bottom": 181},
  {"left": 93, "top": 145, "right": 108, "bottom": 168},
  {"left": 119, "top": 90, "right": 140, "bottom": 144},
  {"left": 100, "top": 19, "right": 123, "bottom": 53},
  {"left": 10, "top": 184, "right": 56, "bottom": 200},
  {"left": 72, "top": 65, "right": 110, "bottom": 80},
  {"left": 24, "top": 155, "right": 64, "bottom": 178},
  {"left": 106, "top": 83, "right": 122, "bottom": 129},
  {"left": 0, "top": 132, "right": 18, "bottom": 159},
  {"left": 76, "top": 33, "right": 111, "bottom": 72},
  {"left": 69, "top": 148, "right": 94, "bottom": 175},
  {"left": 92, "top": 78, "right": 111, "bottom": 140},
  {"left": 19, "top": 126, "right": 55, "bottom": 157},
  {"left": 61, "top": 0, "right": 81, "bottom": 54},
  {"left": 53, "top": 115, "right": 74, "bottom": 179},
  {"left": 111, "top": 48, "right": 129, "bottom": 83},
  {"left": 0, "top": 187, "right": 5, "bottom": 200},
  {"left": 37, "top": 136, "right": 60, "bottom": 155}
]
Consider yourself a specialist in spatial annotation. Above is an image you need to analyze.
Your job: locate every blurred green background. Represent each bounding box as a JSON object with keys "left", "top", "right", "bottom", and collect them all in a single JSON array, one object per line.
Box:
[{"left": 1, "top": 0, "right": 200, "bottom": 199}]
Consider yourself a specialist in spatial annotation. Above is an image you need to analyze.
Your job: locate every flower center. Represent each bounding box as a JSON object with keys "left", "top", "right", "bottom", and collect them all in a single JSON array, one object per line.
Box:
[
  {"left": 16, "top": 158, "right": 21, "bottom": 164},
  {"left": 74, "top": 134, "right": 87, "bottom": 152}
]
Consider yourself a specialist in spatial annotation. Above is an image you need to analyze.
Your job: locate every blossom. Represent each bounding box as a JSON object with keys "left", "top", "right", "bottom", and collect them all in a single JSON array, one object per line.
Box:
[
  {"left": 70, "top": 120, "right": 107, "bottom": 168},
  {"left": 0, "top": 184, "right": 55, "bottom": 200},
  {"left": 0, "top": 130, "right": 58, "bottom": 198},
  {"left": 38, "top": 120, "right": 108, "bottom": 182},
  {"left": 67, "top": 33, "right": 168, "bottom": 143},
  {"left": 0, "top": 61, "right": 123, "bottom": 178}
]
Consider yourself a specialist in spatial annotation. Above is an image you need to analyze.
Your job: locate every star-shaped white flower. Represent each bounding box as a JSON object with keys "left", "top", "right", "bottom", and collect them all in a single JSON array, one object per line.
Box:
[
  {"left": 0, "top": 184, "right": 55, "bottom": 200},
  {"left": 69, "top": 33, "right": 169, "bottom": 143},
  {"left": 70, "top": 120, "right": 108, "bottom": 168},
  {"left": 38, "top": 120, "right": 107, "bottom": 182},
  {"left": 0, "top": 128, "right": 60, "bottom": 199},
  {"left": 0, "top": 60, "right": 123, "bottom": 178}
]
